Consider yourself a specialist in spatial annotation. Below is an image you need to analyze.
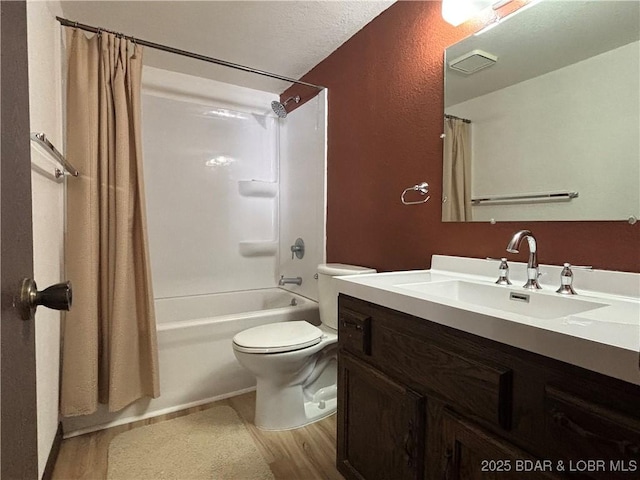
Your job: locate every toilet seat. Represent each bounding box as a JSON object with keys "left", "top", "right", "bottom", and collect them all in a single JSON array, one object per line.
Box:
[{"left": 233, "top": 321, "right": 323, "bottom": 354}]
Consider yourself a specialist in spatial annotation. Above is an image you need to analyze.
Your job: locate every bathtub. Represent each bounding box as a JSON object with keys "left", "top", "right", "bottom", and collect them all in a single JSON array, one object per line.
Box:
[
  {"left": 154, "top": 288, "right": 320, "bottom": 408},
  {"left": 63, "top": 288, "right": 319, "bottom": 437},
  {"left": 156, "top": 288, "right": 319, "bottom": 331}
]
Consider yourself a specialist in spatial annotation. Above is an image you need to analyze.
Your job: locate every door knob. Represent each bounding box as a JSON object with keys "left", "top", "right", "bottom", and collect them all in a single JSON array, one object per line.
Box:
[{"left": 19, "top": 278, "right": 72, "bottom": 320}]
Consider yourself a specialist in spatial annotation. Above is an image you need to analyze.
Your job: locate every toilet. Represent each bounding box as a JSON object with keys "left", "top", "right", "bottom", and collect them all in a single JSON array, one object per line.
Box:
[{"left": 232, "top": 263, "right": 376, "bottom": 430}]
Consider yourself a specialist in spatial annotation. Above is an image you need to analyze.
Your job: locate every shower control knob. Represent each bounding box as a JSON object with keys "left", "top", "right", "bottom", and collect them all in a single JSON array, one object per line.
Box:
[
  {"left": 19, "top": 278, "right": 73, "bottom": 320},
  {"left": 290, "top": 238, "right": 305, "bottom": 260}
]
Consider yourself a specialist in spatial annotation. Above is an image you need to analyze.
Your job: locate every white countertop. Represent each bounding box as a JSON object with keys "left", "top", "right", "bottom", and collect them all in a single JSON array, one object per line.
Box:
[{"left": 335, "top": 255, "right": 640, "bottom": 386}]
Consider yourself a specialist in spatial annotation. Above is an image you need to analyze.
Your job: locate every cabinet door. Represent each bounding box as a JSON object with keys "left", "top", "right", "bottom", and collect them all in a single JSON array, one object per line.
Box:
[
  {"left": 441, "top": 410, "right": 561, "bottom": 480},
  {"left": 337, "top": 352, "right": 425, "bottom": 480},
  {"left": 544, "top": 385, "right": 640, "bottom": 480}
]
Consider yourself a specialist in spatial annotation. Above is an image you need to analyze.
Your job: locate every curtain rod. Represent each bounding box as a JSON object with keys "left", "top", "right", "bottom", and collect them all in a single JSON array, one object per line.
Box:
[
  {"left": 56, "top": 17, "right": 325, "bottom": 91},
  {"left": 445, "top": 114, "right": 471, "bottom": 124}
]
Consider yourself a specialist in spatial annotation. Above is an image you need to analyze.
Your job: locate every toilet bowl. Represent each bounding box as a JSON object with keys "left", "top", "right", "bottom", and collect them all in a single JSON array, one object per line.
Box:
[{"left": 232, "top": 263, "right": 376, "bottom": 431}]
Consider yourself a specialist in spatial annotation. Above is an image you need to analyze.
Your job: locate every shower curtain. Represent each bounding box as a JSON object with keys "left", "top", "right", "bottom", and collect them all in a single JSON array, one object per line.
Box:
[
  {"left": 60, "top": 28, "right": 160, "bottom": 415},
  {"left": 442, "top": 117, "right": 472, "bottom": 221}
]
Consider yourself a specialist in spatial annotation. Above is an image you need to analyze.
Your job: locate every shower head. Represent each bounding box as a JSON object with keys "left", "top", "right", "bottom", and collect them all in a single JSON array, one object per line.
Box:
[{"left": 271, "top": 95, "right": 300, "bottom": 118}]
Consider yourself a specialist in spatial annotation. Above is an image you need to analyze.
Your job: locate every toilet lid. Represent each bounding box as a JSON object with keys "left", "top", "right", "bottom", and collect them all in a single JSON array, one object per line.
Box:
[{"left": 233, "top": 321, "right": 322, "bottom": 354}]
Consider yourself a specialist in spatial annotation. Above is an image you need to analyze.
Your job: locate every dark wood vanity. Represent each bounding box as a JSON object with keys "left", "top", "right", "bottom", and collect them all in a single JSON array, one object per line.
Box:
[{"left": 337, "top": 294, "right": 640, "bottom": 480}]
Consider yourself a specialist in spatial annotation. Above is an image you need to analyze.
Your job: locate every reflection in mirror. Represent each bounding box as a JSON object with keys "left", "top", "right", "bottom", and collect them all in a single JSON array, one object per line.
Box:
[{"left": 442, "top": 0, "right": 639, "bottom": 222}]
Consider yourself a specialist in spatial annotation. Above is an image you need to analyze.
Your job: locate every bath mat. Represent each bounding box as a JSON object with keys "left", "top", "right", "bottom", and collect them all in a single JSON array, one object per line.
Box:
[{"left": 107, "top": 405, "right": 274, "bottom": 480}]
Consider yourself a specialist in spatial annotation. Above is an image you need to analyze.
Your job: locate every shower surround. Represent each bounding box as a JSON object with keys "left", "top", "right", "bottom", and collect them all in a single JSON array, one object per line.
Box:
[{"left": 63, "top": 67, "right": 327, "bottom": 436}]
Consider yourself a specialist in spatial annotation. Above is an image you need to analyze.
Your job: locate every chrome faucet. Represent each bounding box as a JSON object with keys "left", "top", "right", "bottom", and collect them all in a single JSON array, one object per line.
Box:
[
  {"left": 279, "top": 275, "right": 302, "bottom": 286},
  {"left": 506, "top": 230, "right": 541, "bottom": 290}
]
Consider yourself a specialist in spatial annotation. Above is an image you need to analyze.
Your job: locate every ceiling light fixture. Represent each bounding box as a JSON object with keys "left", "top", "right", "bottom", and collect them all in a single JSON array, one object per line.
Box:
[{"left": 442, "top": 0, "right": 514, "bottom": 27}]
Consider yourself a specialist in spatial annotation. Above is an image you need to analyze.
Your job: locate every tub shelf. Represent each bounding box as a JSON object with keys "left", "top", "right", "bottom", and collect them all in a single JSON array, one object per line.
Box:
[
  {"left": 238, "top": 180, "right": 278, "bottom": 198},
  {"left": 239, "top": 241, "right": 278, "bottom": 257}
]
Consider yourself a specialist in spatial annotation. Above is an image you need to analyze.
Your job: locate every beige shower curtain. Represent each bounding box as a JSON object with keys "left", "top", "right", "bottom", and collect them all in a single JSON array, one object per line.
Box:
[
  {"left": 61, "top": 28, "right": 160, "bottom": 416},
  {"left": 442, "top": 117, "right": 472, "bottom": 221}
]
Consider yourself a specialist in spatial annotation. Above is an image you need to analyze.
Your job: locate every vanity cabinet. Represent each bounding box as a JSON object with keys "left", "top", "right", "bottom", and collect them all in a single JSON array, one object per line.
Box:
[{"left": 337, "top": 294, "right": 640, "bottom": 480}]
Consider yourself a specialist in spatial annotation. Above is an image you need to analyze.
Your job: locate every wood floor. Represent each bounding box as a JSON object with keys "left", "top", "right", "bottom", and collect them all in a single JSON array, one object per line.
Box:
[{"left": 52, "top": 391, "right": 343, "bottom": 480}]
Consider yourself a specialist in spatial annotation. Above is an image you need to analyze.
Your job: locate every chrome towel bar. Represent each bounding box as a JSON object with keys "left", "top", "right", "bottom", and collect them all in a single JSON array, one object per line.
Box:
[
  {"left": 30, "top": 132, "right": 79, "bottom": 178},
  {"left": 471, "top": 191, "right": 578, "bottom": 206}
]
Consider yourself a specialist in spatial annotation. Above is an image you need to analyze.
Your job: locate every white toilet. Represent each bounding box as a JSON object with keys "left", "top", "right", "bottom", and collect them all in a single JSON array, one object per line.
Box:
[{"left": 232, "top": 263, "right": 376, "bottom": 430}]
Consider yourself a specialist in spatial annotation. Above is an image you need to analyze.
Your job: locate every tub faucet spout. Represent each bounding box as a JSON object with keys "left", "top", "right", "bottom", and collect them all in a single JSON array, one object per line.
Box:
[
  {"left": 279, "top": 275, "right": 302, "bottom": 286},
  {"left": 506, "top": 230, "right": 542, "bottom": 290}
]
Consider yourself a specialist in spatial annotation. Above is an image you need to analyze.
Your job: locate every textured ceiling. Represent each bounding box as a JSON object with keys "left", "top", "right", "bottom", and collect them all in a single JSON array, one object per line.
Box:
[{"left": 60, "top": 0, "right": 395, "bottom": 93}]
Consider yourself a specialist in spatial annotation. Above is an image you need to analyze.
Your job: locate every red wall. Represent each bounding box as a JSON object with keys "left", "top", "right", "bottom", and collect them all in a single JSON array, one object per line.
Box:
[{"left": 283, "top": 0, "right": 640, "bottom": 273}]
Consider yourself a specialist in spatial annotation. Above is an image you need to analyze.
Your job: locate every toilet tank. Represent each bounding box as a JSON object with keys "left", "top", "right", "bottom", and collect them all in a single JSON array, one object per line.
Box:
[{"left": 317, "top": 263, "right": 376, "bottom": 330}]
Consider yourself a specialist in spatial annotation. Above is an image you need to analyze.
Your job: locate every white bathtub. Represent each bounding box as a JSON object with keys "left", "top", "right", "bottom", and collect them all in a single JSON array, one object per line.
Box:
[
  {"left": 63, "top": 288, "right": 319, "bottom": 437},
  {"left": 156, "top": 288, "right": 318, "bottom": 330}
]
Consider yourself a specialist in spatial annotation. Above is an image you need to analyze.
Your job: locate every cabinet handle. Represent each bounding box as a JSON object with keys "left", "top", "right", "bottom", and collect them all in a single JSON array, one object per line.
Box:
[
  {"left": 340, "top": 319, "right": 363, "bottom": 330},
  {"left": 443, "top": 448, "right": 453, "bottom": 480},
  {"left": 552, "top": 410, "right": 640, "bottom": 456}
]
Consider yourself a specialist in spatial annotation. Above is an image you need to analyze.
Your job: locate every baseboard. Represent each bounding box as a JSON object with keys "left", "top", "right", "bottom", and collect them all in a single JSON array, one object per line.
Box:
[{"left": 42, "top": 422, "right": 63, "bottom": 480}]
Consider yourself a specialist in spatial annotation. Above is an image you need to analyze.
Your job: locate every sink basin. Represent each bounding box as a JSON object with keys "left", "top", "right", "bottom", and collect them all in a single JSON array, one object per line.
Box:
[{"left": 396, "top": 280, "right": 608, "bottom": 320}]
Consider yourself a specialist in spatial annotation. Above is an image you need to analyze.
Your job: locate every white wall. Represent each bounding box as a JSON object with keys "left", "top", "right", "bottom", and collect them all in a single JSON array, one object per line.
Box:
[
  {"left": 279, "top": 91, "right": 328, "bottom": 301},
  {"left": 26, "top": 1, "right": 64, "bottom": 477},
  {"left": 447, "top": 41, "right": 640, "bottom": 222},
  {"left": 141, "top": 67, "right": 280, "bottom": 298}
]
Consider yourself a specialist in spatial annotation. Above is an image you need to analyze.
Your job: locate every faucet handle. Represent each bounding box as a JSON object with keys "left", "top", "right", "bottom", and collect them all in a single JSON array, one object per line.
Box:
[
  {"left": 487, "top": 257, "right": 512, "bottom": 285},
  {"left": 556, "top": 263, "right": 577, "bottom": 295},
  {"left": 486, "top": 257, "right": 510, "bottom": 265},
  {"left": 290, "top": 238, "right": 305, "bottom": 260},
  {"left": 555, "top": 264, "right": 592, "bottom": 295}
]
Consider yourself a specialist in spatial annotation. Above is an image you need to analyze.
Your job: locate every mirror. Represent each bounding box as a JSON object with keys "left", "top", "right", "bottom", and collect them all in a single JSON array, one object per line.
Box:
[{"left": 442, "top": 0, "right": 639, "bottom": 222}]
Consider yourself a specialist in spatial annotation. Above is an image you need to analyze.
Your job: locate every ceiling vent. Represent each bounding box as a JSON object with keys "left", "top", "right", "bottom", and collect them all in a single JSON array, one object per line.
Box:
[{"left": 449, "top": 49, "right": 498, "bottom": 74}]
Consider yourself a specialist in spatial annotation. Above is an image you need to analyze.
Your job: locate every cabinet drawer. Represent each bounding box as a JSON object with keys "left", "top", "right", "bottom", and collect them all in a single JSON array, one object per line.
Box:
[
  {"left": 544, "top": 385, "right": 640, "bottom": 469},
  {"left": 375, "top": 324, "right": 512, "bottom": 430},
  {"left": 338, "top": 307, "right": 371, "bottom": 356}
]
